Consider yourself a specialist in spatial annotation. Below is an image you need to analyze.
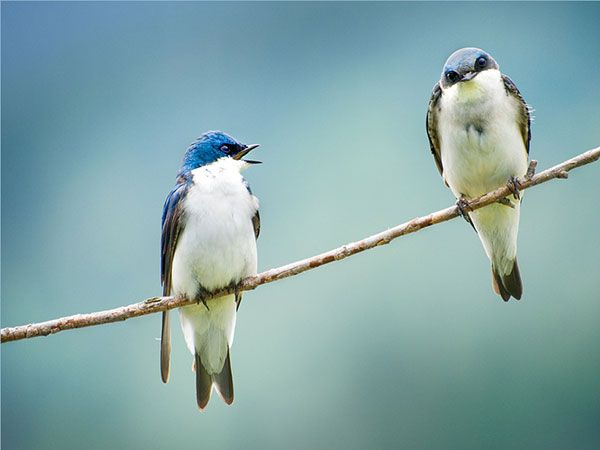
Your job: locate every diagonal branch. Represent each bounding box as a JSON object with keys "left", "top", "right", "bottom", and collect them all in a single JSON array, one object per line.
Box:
[{"left": 2, "top": 146, "right": 599, "bottom": 343}]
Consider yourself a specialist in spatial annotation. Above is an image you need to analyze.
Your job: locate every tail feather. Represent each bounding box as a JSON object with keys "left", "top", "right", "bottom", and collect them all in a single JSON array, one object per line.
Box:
[
  {"left": 212, "top": 348, "right": 234, "bottom": 405},
  {"left": 504, "top": 260, "right": 523, "bottom": 300},
  {"left": 492, "top": 259, "right": 523, "bottom": 302},
  {"left": 195, "top": 352, "right": 212, "bottom": 411},
  {"left": 160, "top": 311, "right": 171, "bottom": 383},
  {"left": 194, "top": 347, "right": 234, "bottom": 410}
]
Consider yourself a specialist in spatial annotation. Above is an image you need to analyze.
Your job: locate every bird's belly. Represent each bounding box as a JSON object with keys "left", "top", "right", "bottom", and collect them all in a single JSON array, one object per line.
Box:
[
  {"left": 171, "top": 193, "right": 258, "bottom": 298},
  {"left": 441, "top": 118, "right": 527, "bottom": 199}
]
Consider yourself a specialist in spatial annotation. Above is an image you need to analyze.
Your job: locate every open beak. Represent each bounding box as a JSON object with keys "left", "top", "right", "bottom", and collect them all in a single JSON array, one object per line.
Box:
[{"left": 234, "top": 144, "right": 261, "bottom": 164}]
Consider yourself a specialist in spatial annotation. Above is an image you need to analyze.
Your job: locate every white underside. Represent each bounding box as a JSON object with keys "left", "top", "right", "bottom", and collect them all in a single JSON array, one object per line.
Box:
[
  {"left": 438, "top": 69, "right": 528, "bottom": 276},
  {"left": 172, "top": 158, "right": 258, "bottom": 374}
]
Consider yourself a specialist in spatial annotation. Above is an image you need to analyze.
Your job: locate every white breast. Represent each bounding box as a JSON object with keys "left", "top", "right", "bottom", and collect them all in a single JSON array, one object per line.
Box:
[
  {"left": 438, "top": 69, "right": 528, "bottom": 198},
  {"left": 171, "top": 157, "right": 259, "bottom": 297}
]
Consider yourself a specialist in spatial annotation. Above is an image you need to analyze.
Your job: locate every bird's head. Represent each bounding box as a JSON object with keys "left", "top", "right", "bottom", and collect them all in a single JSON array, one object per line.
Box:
[
  {"left": 440, "top": 47, "right": 499, "bottom": 89},
  {"left": 179, "top": 131, "right": 260, "bottom": 176}
]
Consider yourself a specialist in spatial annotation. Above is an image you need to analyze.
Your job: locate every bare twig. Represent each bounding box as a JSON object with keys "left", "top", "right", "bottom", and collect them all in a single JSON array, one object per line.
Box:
[{"left": 2, "top": 147, "right": 599, "bottom": 343}]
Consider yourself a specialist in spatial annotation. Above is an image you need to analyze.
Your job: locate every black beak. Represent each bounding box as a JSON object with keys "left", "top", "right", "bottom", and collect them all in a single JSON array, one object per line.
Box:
[
  {"left": 460, "top": 71, "right": 477, "bottom": 82},
  {"left": 234, "top": 144, "right": 261, "bottom": 164}
]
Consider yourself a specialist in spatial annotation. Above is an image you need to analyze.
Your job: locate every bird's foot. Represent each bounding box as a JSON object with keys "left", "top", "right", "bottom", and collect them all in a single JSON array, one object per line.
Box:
[
  {"left": 507, "top": 177, "right": 521, "bottom": 200},
  {"left": 456, "top": 196, "right": 475, "bottom": 226},
  {"left": 227, "top": 281, "right": 243, "bottom": 310},
  {"left": 194, "top": 286, "right": 211, "bottom": 311},
  {"left": 456, "top": 196, "right": 471, "bottom": 218},
  {"left": 234, "top": 283, "right": 241, "bottom": 305}
]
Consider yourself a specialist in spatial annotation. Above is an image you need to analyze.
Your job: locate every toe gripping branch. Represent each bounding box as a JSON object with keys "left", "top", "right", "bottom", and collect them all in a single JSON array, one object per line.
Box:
[
  {"left": 495, "top": 178, "right": 520, "bottom": 209},
  {"left": 498, "top": 160, "right": 538, "bottom": 209},
  {"left": 195, "top": 286, "right": 211, "bottom": 311},
  {"left": 507, "top": 177, "right": 521, "bottom": 200},
  {"left": 456, "top": 196, "right": 476, "bottom": 230}
]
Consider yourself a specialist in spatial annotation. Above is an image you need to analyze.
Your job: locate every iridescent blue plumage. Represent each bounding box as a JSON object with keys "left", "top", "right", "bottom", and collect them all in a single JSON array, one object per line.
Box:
[
  {"left": 159, "top": 130, "right": 260, "bottom": 410},
  {"left": 178, "top": 131, "right": 249, "bottom": 178}
]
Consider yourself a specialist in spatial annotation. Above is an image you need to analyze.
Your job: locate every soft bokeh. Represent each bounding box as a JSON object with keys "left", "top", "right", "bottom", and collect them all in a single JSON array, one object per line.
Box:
[{"left": 2, "top": 2, "right": 599, "bottom": 449}]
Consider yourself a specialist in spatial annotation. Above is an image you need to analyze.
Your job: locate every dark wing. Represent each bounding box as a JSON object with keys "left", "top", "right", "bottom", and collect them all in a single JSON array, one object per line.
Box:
[
  {"left": 161, "top": 180, "right": 188, "bottom": 296},
  {"left": 245, "top": 182, "right": 260, "bottom": 240},
  {"left": 502, "top": 74, "right": 531, "bottom": 155},
  {"left": 426, "top": 82, "right": 445, "bottom": 179},
  {"left": 236, "top": 182, "right": 260, "bottom": 311},
  {"left": 252, "top": 210, "right": 260, "bottom": 240},
  {"left": 160, "top": 179, "right": 188, "bottom": 383}
]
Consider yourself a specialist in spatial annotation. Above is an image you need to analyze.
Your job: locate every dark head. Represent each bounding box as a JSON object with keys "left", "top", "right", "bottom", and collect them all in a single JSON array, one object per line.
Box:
[
  {"left": 178, "top": 131, "right": 259, "bottom": 177},
  {"left": 440, "top": 47, "right": 499, "bottom": 89}
]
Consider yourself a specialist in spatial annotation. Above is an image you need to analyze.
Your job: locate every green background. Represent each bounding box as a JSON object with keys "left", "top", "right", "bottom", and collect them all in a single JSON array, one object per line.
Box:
[{"left": 2, "top": 2, "right": 599, "bottom": 449}]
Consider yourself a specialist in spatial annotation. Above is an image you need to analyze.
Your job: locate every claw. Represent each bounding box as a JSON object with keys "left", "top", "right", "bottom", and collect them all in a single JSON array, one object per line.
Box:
[
  {"left": 456, "top": 196, "right": 476, "bottom": 230},
  {"left": 507, "top": 177, "right": 521, "bottom": 200},
  {"left": 234, "top": 283, "right": 242, "bottom": 310},
  {"left": 195, "top": 286, "right": 210, "bottom": 310},
  {"left": 195, "top": 296, "right": 209, "bottom": 310}
]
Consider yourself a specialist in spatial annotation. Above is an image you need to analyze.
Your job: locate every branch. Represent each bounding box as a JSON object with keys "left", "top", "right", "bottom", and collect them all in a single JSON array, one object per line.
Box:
[{"left": 2, "top": 147, "right": 598, "bottom": 343}]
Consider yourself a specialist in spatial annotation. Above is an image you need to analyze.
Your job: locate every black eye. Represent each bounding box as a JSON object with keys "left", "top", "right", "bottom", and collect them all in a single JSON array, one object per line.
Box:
[
  {"left": 475, "top": 56, "right": 487, "bottom": 69},
  {"left": 445, "top": 70, "right": 459, "bottom": 83},
  {"left": 220, "top": 144, "right": 231, "bottom": 154}
]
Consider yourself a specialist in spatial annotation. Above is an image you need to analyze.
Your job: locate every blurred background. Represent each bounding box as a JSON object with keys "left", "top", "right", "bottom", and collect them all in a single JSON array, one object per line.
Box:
[{"left": 2, "top": 2, "right": 599, "bottom": 449}]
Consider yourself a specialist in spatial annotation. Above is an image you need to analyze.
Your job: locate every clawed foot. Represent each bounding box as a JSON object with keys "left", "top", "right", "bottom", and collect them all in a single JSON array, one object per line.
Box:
[
  {"left": 507, "top": 177, "right": 521, "bottom": 200},
  {"left": 230, "top": 281, "right": 242, "bottom": 310},
  {"left": 198, "top": 297, "right": 209, "bottom": 310},
  {"left": 456, "top": 196, "right": 475, "bottom": 229},
  {"left": 194, "top": 286, "right": 211, "bottom": 310},
  {"left": 456, "top": 196, "right": 471, "bottom": 218}
]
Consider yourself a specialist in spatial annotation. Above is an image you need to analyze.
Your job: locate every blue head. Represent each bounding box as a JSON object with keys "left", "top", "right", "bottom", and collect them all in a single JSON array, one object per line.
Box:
[
  {"left": 178, "top": 131, "right": 259, "bottom": 178},
  {"left": 440, "top": 47, "right": 499, "bottom": 89}
]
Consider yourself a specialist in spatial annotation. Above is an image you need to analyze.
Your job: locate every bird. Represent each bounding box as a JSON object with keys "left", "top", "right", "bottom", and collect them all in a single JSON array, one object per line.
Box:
[
  {"left": 426, "top": 47, "right": 531, "bottom": 301},
  {"left": 160, "top": 130, "right": 261, "bottom": 410}
]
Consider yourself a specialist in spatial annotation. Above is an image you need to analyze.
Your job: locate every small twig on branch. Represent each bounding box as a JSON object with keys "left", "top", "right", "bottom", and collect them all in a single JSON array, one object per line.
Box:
[{"left": 2, "top": 146, "right": 599, "bottom": 343}]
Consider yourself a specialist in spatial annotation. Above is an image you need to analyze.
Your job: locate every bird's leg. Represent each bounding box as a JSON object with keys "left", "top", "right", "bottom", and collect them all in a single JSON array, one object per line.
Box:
[
  {"left": 507, "top": 176, "right": 521, "bottom": 200},
  {"left": 228, "top": 281, "right": 243, "bottom": 311},
  {"left": 194, "top": 286, "right": 211, "bottom": 311},
  {"left": 456, "top": 195, "right": 475, "bottom": 229}
]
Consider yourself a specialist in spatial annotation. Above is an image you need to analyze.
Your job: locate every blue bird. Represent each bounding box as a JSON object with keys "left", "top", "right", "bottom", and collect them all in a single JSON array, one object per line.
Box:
[
  {"left": 427, "top": 48, "right": 531, "bottom": 301},
  {"left": 160, "top": 131, "right": 260, "bottom": 410}
]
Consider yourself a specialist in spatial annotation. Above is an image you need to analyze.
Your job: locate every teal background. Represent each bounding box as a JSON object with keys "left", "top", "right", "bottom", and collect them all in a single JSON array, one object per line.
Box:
[{"left": 2, "top": 2, "right": 599, "bottom": 449}]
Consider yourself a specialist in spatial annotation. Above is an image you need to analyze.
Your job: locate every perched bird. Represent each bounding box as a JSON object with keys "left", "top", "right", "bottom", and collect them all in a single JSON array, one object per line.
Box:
[
  {"left": 426, "top": 47, "right": 531, "bottom": 301},
  {"left": 160, "top": 131, "right": 260, "bottom": 410}
]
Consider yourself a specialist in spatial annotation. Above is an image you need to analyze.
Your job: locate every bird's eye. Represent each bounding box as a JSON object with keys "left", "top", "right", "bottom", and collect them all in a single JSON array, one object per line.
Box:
[
  {"left": 220, "top": 145, "right": 231, "bottom": 154},
  {"left": 475, "top": 56, "right": 487, "bottom": 69},
  {"left": 445, "top": 70, "right": 459, "bottom": 83}
]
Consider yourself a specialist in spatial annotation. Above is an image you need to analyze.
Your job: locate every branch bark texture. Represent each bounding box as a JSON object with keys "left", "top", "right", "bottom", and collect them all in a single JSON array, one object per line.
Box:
[{"left": 2, "top": 146, "right": 599, "bottom": 343}]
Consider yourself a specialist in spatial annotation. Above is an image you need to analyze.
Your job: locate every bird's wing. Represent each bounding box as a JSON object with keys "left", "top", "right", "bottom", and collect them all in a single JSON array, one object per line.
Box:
[
  {"left": 160, "top": 179, "right": 188, "bottom": 383},
  {"left": 252, "top": 210, "right": 260, "bottom": 240},
  {"left": 245, "top": 183, "right": 260, "bottom": 240},
  {"left": 502, "top": 74, "right": 531, "bottom": 155},
  {"left": 235, "top": 183, "right": 260, "bottom": 311},
  {"left": 161, "top": 180, "right": 188, "bottom": 296},
  {"left": 426, "top": 81, "right": 445, "bottom": 179}
]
